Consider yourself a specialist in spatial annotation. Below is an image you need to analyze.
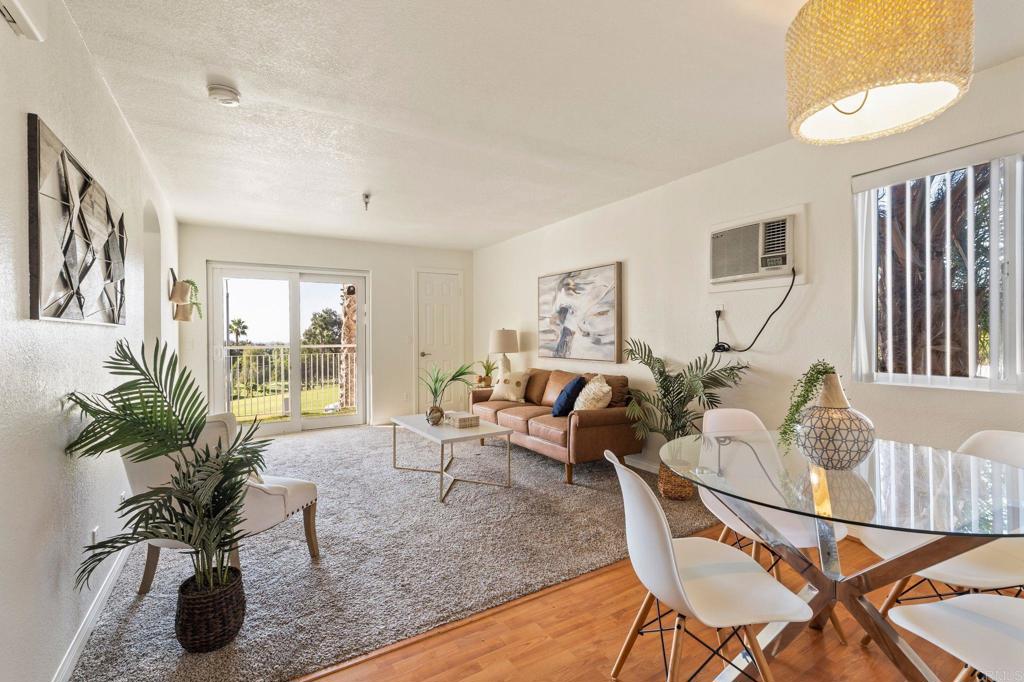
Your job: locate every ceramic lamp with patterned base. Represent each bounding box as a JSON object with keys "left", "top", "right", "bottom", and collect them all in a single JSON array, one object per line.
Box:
[{"left": 795, "top": 373, "right": 875, "bottom": 470}]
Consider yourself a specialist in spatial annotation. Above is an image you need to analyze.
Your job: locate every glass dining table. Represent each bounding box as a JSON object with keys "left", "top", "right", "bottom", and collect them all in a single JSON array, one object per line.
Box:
[{"left": 661, "top": 429, "right": 1024, "bottom": 682}]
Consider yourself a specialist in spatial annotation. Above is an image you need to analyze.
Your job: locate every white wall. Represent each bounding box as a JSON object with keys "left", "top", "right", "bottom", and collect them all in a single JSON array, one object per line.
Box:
[
  {"left": 177, "top": 223, "right": 474, "bottom": 423},
  {"left": 0, "top": 2, "right": 179, "bottom": 680},
  {"left": 474, "top": 57, "right": 1024, "bottom": 468}
]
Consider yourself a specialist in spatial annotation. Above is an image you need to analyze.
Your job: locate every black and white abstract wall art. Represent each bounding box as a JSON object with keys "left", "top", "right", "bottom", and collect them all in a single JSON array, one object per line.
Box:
[
  {"left": 28, "top": 114, "right": 127, "bottom": 325},
  {"left": 537, "top": 262, "right": 621, "bottom": 362}
]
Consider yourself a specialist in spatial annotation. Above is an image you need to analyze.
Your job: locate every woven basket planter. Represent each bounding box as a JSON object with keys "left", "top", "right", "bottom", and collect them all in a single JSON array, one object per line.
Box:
[
  {"left": 658, "top": 461, "right": 695, "bottom": 500},
  {"left": 176, "top": 567, "right": 246, "bottom": 653}
]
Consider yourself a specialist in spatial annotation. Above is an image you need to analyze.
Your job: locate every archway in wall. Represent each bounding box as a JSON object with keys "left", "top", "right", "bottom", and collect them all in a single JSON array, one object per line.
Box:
[{"left": 142, "top": 201, "right": 162, "bottom": 346}]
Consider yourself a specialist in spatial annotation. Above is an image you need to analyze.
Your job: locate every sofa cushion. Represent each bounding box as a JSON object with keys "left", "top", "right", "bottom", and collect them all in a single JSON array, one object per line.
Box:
[
  {"left": 528, "top": 415, "right": 569, "bottom": 446},
  {"left": 497, "top": 405, "right": 551, "bottom": 433},
  {"left": 585, "top": 372, "right": 630, "bottom": 407},
  {"left": 552, "top": 376, "right": 587, "bottom": 417},
  {"left": 472, "top": 400, "right": 521, "bottom": 423},
  {"left": 575, "top": 375, "right": 613, "bottom": 410},
  {"left": 524, "top": 369, "right": 551, "bottom": 405},
  {"left": 541, "top": 370, "right": 581, "bottom": 406},
  {"left": 490, "top": 370, "right": 529, "bottom": 402}
]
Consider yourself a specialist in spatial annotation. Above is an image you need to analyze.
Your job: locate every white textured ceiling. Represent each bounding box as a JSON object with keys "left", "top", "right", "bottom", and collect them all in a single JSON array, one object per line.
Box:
[{"left": 64, "top": 1, "right": 1024, "bottom": 249}]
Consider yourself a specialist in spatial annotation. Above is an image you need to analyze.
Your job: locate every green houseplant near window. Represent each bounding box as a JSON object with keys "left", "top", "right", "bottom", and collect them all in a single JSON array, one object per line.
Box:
[
  {"left": 64, "top": 339, "right": 269, "bottom": 652},
  {"left": 419, "top": 362, "right": 476, "bottom": 425},
  {"left": 623, "top": 339, "right": 747, "bottom": 499}
]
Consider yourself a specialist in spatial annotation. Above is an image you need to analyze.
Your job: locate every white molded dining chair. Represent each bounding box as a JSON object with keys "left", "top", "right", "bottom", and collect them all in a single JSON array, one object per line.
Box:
[
  {"left": 605, "top": 451, "right": 811, "bottom": 681},
  {"left": 123, "top": 413, "right": 320, "bottom": 594},
  {"left": 890, "top": 594, "right": 1024, "bottom": 682},
  {"left": 858, "top": 429, "right": 1024, "bottom": 652},
  {"left": 700, "top": 408, "right": 849, "bottom": 641}
]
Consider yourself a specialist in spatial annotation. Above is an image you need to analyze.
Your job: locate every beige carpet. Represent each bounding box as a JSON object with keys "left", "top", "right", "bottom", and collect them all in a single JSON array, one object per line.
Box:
[{"left": 70, "top": 424, "right": 716, "bottom": 682}]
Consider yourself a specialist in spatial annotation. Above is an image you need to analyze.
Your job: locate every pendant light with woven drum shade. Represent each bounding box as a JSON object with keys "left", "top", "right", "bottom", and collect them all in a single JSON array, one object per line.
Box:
[{"left": 786, "top": 0, "right": 973, "bottom": 145}]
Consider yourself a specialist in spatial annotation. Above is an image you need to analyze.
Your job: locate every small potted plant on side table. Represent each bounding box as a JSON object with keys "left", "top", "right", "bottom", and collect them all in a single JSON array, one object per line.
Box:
[
  {"left": 476, "top": 358, "right": 498, "bottom": 388},
  {"left": 419, "top": 363, "right": 475, "bottom": 425}
]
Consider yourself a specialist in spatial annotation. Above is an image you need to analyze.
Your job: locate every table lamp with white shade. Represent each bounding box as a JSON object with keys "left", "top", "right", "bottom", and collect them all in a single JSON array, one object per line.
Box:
[{"left": 489, "top": 329, "right": 519, "bottom": 375}]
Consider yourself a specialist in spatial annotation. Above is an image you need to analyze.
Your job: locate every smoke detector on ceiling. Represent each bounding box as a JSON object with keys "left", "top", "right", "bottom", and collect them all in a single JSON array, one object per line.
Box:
[{"left": 207, "top": 83, "right": 241, "bottom": 107}]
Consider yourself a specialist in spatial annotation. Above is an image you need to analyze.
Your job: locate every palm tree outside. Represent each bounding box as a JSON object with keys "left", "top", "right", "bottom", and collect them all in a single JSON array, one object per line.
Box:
[{"left": 228, "top": 318, "right": 249, "bottom": 344}]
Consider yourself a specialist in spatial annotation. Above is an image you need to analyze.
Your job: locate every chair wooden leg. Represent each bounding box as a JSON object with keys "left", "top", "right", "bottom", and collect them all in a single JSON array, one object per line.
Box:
[
  {"left": 717, "top": 525, "right": 730, "bottom": 543},
  {"left": 303, "top": 502, "right": 321, "bottom": 559},
  {"left": 859, "top": 575, "right": 910, "bottom": 646},
  {"left": 480, "top": 438, "right": 485, "bottom": 446},
  {"left": 716, "top": 629, "right": 728, "bottom": 671},
  {"left": 565, "top": 462, "right": 573, "bottom": 485},
  {"left": 229, "top": 546, "right": 240, "bottom": 569},
  {"left": 610, "top": 591, "right": 655, "bottom": 679},
  {"left": 743, "top": 625, "right": 775, "bottom": 682},
  {"left": 953, "top": 665, "right": 976, "bottom": 682},
  {"left": 828, "top": 608, "right": 848, "bottom": 645},
  {"left": 667, "top": 615, "right": 685, "bottom": 681},
  {"left": 138, "top": 544, "right": 160, "bottom": 594},
  {"left": 752, "top": 541, "right": 762, "bottom": 563}
]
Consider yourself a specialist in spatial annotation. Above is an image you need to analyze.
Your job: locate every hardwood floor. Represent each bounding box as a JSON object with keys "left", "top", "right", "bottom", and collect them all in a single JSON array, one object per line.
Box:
[{"left": 300, "top": 525, "right": 968, "bottom": 681}]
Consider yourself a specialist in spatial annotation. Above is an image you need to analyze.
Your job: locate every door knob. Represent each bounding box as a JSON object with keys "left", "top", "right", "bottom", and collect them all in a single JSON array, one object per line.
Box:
[{"left": 420, "top": 351, "right": 431, "bottom": 357}]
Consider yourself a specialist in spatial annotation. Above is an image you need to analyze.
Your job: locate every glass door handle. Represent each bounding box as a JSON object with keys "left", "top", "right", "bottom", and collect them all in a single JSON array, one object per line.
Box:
[{"left": 420, "top": 351, "right": 431, "bottom": 357}]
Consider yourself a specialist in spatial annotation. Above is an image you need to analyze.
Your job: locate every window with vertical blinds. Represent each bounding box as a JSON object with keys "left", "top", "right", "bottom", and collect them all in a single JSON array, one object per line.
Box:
[{"left": 853, "top": 142, "right": 1023, "bottom": 391}]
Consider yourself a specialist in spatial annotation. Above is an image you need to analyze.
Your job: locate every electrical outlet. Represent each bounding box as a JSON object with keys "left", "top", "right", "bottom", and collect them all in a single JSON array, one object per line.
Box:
[
  {"left": 403, "top": 392, "right": 410, "bottom": 402},
  {"left": 91, "top": 526, "right": 99, "bottom": 545},
  {"left": 714, "top": 303, "right": 725, "bottom": 312},
  {"left": 119, "top": 490, "right": 126, "bottom": 504}
]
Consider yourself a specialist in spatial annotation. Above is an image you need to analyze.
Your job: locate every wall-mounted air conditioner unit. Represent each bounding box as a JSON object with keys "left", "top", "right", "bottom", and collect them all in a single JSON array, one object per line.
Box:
[
  {"left": 709, "top": 214, "right": 794, "bottom": 285},
  {"left": 1, "top": 0, "right": 45, "bottom": 41}
]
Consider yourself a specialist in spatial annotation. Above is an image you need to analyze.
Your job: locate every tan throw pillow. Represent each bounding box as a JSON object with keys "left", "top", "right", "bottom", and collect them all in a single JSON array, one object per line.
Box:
[
  {"left": 574, "top": 374, "right": 613, "bottom": 411},
  {"left": 490, "top": 371, "right": 529, "bottom": 402}
]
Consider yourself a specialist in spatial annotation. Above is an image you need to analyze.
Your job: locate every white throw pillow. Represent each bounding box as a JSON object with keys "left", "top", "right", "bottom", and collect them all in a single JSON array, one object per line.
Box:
[
  {"left": 574, "top": 374, "right": 613, "bottom": 411},
  {"left": 490, "top": 371, "right": 529, "bottom": 402}
]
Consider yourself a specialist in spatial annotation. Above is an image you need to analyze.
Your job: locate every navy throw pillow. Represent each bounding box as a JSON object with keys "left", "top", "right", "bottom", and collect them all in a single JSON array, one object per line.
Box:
[{"left": 552, "top": 376, "right": 587, "bottom": 417}]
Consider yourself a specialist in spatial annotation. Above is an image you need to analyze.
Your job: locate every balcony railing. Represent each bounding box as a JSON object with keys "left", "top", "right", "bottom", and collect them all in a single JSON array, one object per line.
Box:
[{"left": 224, "top": 344, "right": 357, "bottom": 422}]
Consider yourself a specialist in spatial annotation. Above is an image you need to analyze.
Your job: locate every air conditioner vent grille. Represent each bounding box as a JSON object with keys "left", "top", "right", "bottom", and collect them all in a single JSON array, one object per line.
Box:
[{"left": 763, "top": 218, "right": 788, "bottom": 255}]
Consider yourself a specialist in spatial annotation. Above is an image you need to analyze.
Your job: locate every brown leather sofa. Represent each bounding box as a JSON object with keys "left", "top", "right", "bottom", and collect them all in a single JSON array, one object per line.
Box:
[{"left": 470, "top": 369, "right": 641, "bottom": 484}]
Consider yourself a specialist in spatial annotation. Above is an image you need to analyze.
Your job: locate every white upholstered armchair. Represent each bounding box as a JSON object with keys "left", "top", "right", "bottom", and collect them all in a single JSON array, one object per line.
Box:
[{"left": 122, "top": 413, "right": 320, "bottom": 594}]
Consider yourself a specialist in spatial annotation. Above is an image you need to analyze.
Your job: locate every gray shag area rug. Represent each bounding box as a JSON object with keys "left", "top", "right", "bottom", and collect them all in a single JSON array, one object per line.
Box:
[{"left": 71, "top": 425, "right": 715, "bottom": 682}]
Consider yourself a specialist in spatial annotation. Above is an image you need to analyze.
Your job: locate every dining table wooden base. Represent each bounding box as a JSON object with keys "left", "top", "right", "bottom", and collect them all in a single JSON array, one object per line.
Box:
[{"left": 708, "top": 490, "right": 997, "bottom": 682}]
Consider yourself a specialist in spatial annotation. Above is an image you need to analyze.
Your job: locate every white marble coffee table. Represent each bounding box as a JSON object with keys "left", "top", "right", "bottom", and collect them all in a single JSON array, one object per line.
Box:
[{"left": 391, "top": 415, "right": 513, "bottom": 502}]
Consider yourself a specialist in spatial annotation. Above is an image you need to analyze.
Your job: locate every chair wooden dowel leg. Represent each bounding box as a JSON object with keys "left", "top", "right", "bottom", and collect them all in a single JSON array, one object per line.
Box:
[
  {"left": 752, "top": 541, "right": 762, "bottom": 563},
  {"left": 480, "top": 437, "right": 485, "bottom": 446},
  {"left": 716, "top": 629, "right": 728, "bottom": 671},
  {"left": 828, "top": 608, "right": 848, "bottom": 645},
  {"left": 138, "top": 544, "right": 160, "bottom": 594},
  {"left": 743, "top": 624, "right": 775, "bottom": 682},
  {"left": 717, "top": 525, "right": 730, "bottom": 543},
  {"left": 565, "top": 463, "right": 573, "bottom": 485},
  {"left": 610, "top": 591, "right": 655, "bottom": 679},
  {"left": 860, "top": 575, "right": 910, "bottom": 646},
  {"left": 953, "top": 665, "right": 976, "bottom": 682},
  {"left": 667, "top": 616, "right": 685, "bottom": 682},
  {"left": 303, "top": 502, "right": 321, "bottom": 559}
]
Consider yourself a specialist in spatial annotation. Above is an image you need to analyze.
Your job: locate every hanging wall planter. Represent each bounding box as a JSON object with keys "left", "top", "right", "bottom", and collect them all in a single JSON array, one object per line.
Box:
[{"left": 169, "top": 269, "right": 202, "bottom": 322}]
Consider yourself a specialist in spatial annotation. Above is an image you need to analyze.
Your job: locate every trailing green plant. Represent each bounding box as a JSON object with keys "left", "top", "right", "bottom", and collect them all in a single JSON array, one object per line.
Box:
[
  {"left": 64, "top": 339, "right": 268, "bottom": 591},
  {"left": 623, "top": 338, "right": 748, "bottom": 441},
  {"left": 478, "top": 357, "right": 498, "bottom": 378},
  {"left": 182, "top": 279, "right": 203, "bottom": 319},
  {"left": 419, "top": 362, "right": 476, "bottom": 406},
  {"left": 778, "top": 359, "right": 837, "bottom": 447}
]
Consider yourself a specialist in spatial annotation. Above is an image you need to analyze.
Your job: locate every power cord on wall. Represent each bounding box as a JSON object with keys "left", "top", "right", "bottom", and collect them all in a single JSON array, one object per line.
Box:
[{"left": 712, "top": 267, "right": 797, "bottom": 354}]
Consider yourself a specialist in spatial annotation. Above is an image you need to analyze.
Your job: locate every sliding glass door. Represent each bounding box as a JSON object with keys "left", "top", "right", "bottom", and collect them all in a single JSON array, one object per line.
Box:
[{"left": 209, "top": 265, "right": 366, "bottom": 433}]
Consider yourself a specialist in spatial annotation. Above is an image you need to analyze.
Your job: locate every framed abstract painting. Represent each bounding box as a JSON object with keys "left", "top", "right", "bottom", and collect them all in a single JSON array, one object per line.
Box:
[
  {"left": 28, "top": 114, "right": 127, "bottom": 325},
  {"left": 537, "top": 262, "right": 621, "bottom": 362}
]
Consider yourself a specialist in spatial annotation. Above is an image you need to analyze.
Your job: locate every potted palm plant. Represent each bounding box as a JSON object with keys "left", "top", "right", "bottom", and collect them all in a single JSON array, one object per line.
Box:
[
  {"left": 623, "top": 338, "right": 747, "bottom": 499},
  {"left": 65, "top": 340, "right": 268, "bottom": 653},
  {"left": 419, "top": 363, "right": 475, "bottom": 425},
  {"left": 476, "top": 357, "right": 498, "bottom": 387}
]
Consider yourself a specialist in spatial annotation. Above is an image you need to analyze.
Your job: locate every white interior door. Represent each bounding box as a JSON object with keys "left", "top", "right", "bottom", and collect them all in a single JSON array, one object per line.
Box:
[
  {"left": 209, "top": 264, "right": 367, "bottom": 434},
  {"left": 416, "top": 271, "right": 465, "bottom": 413}
]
